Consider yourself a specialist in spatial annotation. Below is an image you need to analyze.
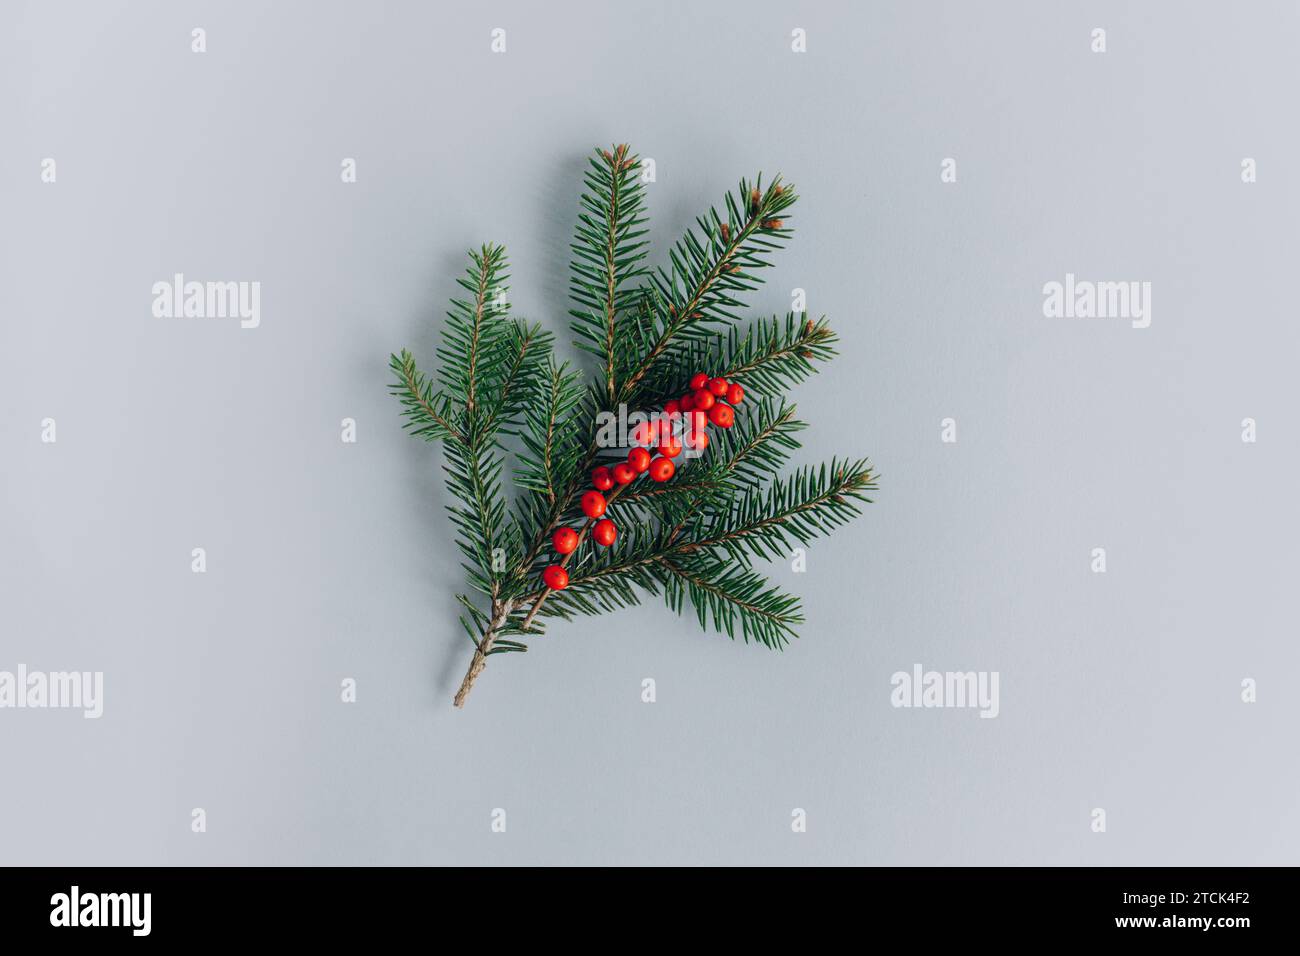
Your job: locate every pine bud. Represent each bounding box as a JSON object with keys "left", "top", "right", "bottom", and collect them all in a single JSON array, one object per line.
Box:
[
  {"left": 773, "top": 184, "right": 784, "bottom": 196},
  {"left": 750, "top": 187, "right": 761, "bottom": 213},
  {"left": 601, "top": 149, "right": 613, "bottom": 162},
  {"left": 800, "top": 349, "right": 814, "bottom": 359},
  {"left": 803, "top": 319, "right": 814, "bottom": 334},
  {"left": 719, "top": 223, "right": 730, "bottom": 243},
  {"left": 761, "top": 219, "right": 783, "bottom": 230}
]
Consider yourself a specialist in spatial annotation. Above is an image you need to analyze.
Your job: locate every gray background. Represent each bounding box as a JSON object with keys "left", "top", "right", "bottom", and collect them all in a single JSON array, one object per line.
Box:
[{"left": 2, "top": 0, "right": 1297, "bottom": 865}]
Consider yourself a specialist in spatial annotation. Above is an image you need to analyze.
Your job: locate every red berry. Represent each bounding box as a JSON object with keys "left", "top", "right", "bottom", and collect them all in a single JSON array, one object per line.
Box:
[
  {"left": 581, "top": 490, "right": 607, "bottom": 518},
  {"left": 630, "top": 421, "right": 655, "bottom": 448},
  {"left": 648, "top": 457, "right": 676, "bottom": 482},
  {"left": 591, "top": 466, "right": 614, "bottom": 491},
  {"left": 692, "top": 389, "right": 715, "bottom": 411},
  {"left": 542, "top": 565, "right": 569, "bottom": 590},
  {"left": 689, "top": 372, "right": 709, "bottom": 391},
  {"left": 683, "top": 429, "right": 709, "bottom": 453},
  {"left": 679, "top": 392, "right": 695, "bottom": 412},
  {"left": 657, "top": 435, "right": 682, "bottom": 458},
  {"left": 663, "top": 399, "right": 680, "bottom": 415},
  {"left": 726, "top": 383, "right": 745, "bottom": 405},
  {"left": 627, "top": 447, "right": 651, "bottom": 473},
  {"left": 591, "top": 518, "right": 617, "bottom": 547},
  {"left": 552, "top": 527, "right": 579, "bottom": 554},
  {"left": 612, "top": 463, "right": 637, "bottom": 485},
  {"left": 708, "top": 404, "right": 734, "bottom": 428},
  {"left": 686, "top": 409, "right": 708, "bottom": 433},
  {"left": 707, "top": 377, "right": 728, "bottom": 397}
]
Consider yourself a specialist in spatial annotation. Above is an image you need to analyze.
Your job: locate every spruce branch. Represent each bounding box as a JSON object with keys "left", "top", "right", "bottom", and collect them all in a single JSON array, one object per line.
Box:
[
  {"left": 658, "top": 555, "right": 802, "bottom": 648},
  {"left": 638, "top": 313, "right": 838, "bottom": 402},
  {"left": 388, "top": 145, "right": 878, "bottom": 707},
  {"left": 569, "top": 144, "right": 649, "bottom": 404},
  {"left": 515, "top": 360, "right": 586, "bottom": 504},
  {"left": 389, "top": 349, "right": 464, "bottom": 443},
  {"left": 619, "top": 178, "right": 798, "bottom": 404}
]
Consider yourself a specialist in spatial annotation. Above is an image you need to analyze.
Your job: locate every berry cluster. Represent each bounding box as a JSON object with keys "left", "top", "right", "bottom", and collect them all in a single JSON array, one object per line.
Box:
[{"left": 540, "top": 373, "right": 745, "bottom": 591}]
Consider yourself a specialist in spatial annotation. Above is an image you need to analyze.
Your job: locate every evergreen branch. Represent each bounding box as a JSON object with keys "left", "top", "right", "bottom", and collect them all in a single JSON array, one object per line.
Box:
[
  {"left": 679, "top": 459, "right": 876, "bottom": 564},
  {"left": 479, "top": 320, "right": 552, "bottom": 438},
  {"left": 638, "top": 313, "right": 838, "bottom": 402},
  {"left": 569, "top": 144, "right": 650, "bottom": 403},
  {"left": 606, "top": 475, "right": 726, "bottom": 514},
  {"left": 619, "top": 178, "right": 799, "bottom": 403},
  {"left": 435, "top": 244, "right": 511, "bottom": 420},
  {"left": 702, "top": 398, "right": 806, "bottom": 489},
  {"left": 522, "top": 527, "right": 802, "bottom": 648},
  {"left": 535, "top": 460, "right": 874, "bottom": 602},
  {"left": 515, "top": 360, "right": 586, "bottom": 504},
  {"left": 390, "top": 145, "right": 880, "bottom": 707},
  {"left": 388, "top": 349, "right": 464, "bottom": 443},
  {"left": 658, "top": 555, "right": 803, "bottom": 648},
  {"left": 443, "top": 432, "right": 513, "bottom": 592}
]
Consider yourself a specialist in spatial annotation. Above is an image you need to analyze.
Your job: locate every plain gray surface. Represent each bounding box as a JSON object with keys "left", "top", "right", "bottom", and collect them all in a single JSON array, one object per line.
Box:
[{"left": 2, "top": 0, "right": 1297, "bottom": 865}]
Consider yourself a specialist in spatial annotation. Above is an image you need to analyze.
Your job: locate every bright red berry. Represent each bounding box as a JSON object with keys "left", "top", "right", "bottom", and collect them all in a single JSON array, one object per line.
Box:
[
  {"left": 726, "top": 383, "right": 744, "bottom": 405},
  {"left": 657, "top": 435, "right": 682, "bottom": 458},
  {"left": 581, "top": 490, "right": 607, "bottom": 518},
  {"left": 552, "top": 527, "right": 579, "bottom": 554},
  {"left": 663, "top": 399, "right": 680, "bottom": 415},
  {"left": 679, "top": 392, "right": 695, "bottom": 412},
  {"left": 708, "top": 404, "right": 734, "bottom": 429},
  {"left": 612, "top": 462, "right": 637, "bottom": 485},
  {"left": 692, "top": 389, "right": 715, "bottom": 411},
  {"left": 689, "top": 372, "right": 709, "bottom": 391},
  {"left": 627, "top": 447, "right": 651, "bottom": 473},
  {"left": 542, "top": 565, "right": 569, "bottom": 590},
  {"left": 707, "top": 377, "right": 728, "bottom": 397},
  {"left": 630, "top": 421, "right": 655, "bottom": 448},
  {"left": 591, "top": 466, "right": 614, "bottom": 491},
  {"left": 591, "top": 518, "right": 617, "bottom": 547},
  {"left": 648, "top": 457, "right": 676, "bottom": 482}
]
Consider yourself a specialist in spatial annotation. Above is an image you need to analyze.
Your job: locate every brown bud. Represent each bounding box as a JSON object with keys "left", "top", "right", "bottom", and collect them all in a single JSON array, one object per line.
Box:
[
  {"left": 803, "top": 319, "right": 814, "bottom": 334},
  {"left": 761, "top": 219, "right": 783, "bottom": 230},
  {"left": 773, "top": 184, "right": 784, "bottom": 196},
  {"left": 750, "top": 187, "right": 761, "bottom": 211},
  {"left": 601, "top": 149, "right": 612, "bottom": 162},
  {"left": 719, "top": 223, "right": 730, "bottom": 243},
  {"left": 800, "top": 349, "right": 814, "bottom": 359},
  {"left": 726, "top": 264, "right": 742, "bottom": 274}
]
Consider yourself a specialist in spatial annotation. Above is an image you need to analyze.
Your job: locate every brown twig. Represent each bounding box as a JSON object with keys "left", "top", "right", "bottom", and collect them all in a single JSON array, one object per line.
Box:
[{"left": 453, "top": 596, "right": 516, "bottom": 708}]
